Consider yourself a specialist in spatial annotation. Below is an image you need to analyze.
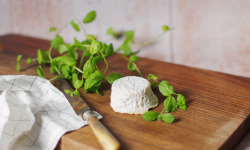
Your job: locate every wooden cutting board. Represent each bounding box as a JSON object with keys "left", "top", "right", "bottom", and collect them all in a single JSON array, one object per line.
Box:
[{"left": 0, "top": 34, "right": 249, "bottom": 150}]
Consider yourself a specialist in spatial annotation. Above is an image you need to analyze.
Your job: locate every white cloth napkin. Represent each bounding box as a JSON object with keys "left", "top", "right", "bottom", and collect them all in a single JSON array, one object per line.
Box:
[{"left": 0, "top": 75, "right": 101, "bottom": 150}]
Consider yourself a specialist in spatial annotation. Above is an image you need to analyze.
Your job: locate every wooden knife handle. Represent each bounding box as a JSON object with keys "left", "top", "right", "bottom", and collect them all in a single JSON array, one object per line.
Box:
[{"left": 87, "top": 116, "right": 120, "bottom": 150}]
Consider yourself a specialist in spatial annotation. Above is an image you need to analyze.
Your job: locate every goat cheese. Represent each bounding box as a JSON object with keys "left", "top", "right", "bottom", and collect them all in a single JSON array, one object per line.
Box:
[{"left": 110, "top": 76, "right": 158, "bottom": 114}]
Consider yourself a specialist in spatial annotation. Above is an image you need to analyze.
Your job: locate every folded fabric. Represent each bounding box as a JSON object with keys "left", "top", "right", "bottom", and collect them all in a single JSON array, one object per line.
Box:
[{"left": 0, "top": 75, "right": 101, "bottom": 150}]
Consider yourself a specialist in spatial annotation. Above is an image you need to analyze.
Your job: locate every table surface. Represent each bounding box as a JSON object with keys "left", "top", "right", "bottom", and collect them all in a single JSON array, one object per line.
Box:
[{"left": 0, "top": 34, "right": 249, "bottom": 150}]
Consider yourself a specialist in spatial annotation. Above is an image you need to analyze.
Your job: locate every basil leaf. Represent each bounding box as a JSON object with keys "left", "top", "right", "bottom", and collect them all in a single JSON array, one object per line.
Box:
[
  {"left": 90, "top": 40, "right": 102, "bottom": 55},
  {"left": 180, "top": 105, "right": 187, "bottom": 111},
  {"left": 177, "top": 94, "right": 186, "bottom": 106},
  {"left": 68, "top": 48, "right": 78, "bottom": 60},
  {"left": 70, "top": 20, "right": 80, "bottom": 32},
  {"left": 87, "top": 34, "right": 96, "bottom": 40},
  {"left": 162, "top": 25, "right": 170, "bottom": 32},
  {"left": 83, "top": 10, "right": 96, "bottom": 23},
  {"left": 16, "top": 54, "right": 22, "bottom": 72},
  {"left": 163, "top": 97, "right": 172, "bottom": 113},
  {"left": 159, "top": 80, "right": 175, "bottom": 97},
  {"left": 72, "top": 73, "right": 83, "bottom": 89},
  {"left": 37, "top": 49, "right": 50, "bottom": 64},
  {"left": 74, "top": 89, "right": 80, "bottom": 96},
  {"left": 65, "top": 89, "right": 72, "bottom": 94},
  {"left": 26, "top": 57, "right": 32, "bottom": 64},
  {"left": 106, "top": 73, "right": 123, "bottom": 84},
  {"left": 161, "top": 113, "right": 175, "bottom": 123},
  {"left": 82, "top": 57, "right": 97, "bottom": 78},
  {"left": 83, "top": 50, "right": 91, "bottom": 57},
  {"left": 93, "top": 55, "right": 103, "bottom": 64},
  {"left": 84, "top": 70, "right": 104, "bottom": 93},
  {"left": 61, "top": 65, "right": 70, "bottom": 79},
  {"left": 49, "top": 27, "right": 57, "bottom": 32},
  {"left": 171, "top": 97, "right": 178, "bottom": 112},
  {"left": 127, "top": 62, "right": 136, "bottom": 71},
  {"left": 37, "top": 65, "right": 45, "bottom": 78},
  {"left": 148, "top": 74, "right": 158, "bottom": 80},
  {"left": 58, "top": 44, "right": 69, "bottom": 54},
  {"left": 105, "top": 43, "right": 114, "bottom": 56},
  {"left": 129, "top": 54, "right": 139, "bottom": 62},
  {"left": 142, "top": 111, "right": 160, "bottom": 121},
  {"left": 50, "top": 35, "right": 64, "bottom": 50},
  {"left": 52, "top": 55, "right": 76, "bottom": 67}
]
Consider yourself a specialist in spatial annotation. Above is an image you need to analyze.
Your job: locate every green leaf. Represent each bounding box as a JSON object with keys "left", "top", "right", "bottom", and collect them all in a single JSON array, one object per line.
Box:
[
  {"left": 180, "top": 105, "right": 187, "bottom": 111},
  {"left": 58, "top": 44, "right": 69, "bottom": 54},
  {"left": 37, "top": 49, "right": 50, "bottom": 64},
  {"left": 161, "top": 113, "right": 175, "bottom": 123},
  {"left": 68, "top": 48, "right": 78, "bottom": 60},
  {"left": 74, "top": 89, "right": 80, "bottom": 96},
  {"left": 148, "top": 74, "right": 158, "bottom": 81},
  {"left": 106, "top": 27, "right": 114, "bottom": 35},
  {"left": 163, "top": 97, "right": 172, "bottom": 113},
  {"left": 49, "top": 27, "right": 57, "bottom": 32},
  {"left": 84, "top": 70, "right": 104, "bottom": 93},
  {"left": 72, "top": 73, "right": 83, "bottom": 89},
  {"left": 50, "top": 35, "right": 65, "bottom": 50},
  {"left": 83, "top": 10, "right": 96, "bottom": 23},
  {"left": 124, "top": 30, "right": 134, "bottom": 44},
  {"left": 52, "top": 55, "right": 76, "bottom": 67},
  {"left": 177, "top": 94, "right": 186, "bottom": 106},
  {"left": 87, "top": 34, "right": 96, "bottom": 40},
  {"left": 50, "top": 66, "right": 56, "bottom": 74},
  {"left": 162, "top": 25, "right": 170, "bottom": 32},
  {"left": 93, "top": 55, "right": 103, "bottom": 64},
  {"left": 157, "top": 115, "right": 162, "bottom": 121},
  {"left": 61, "top": 65, "right": 70, "bottom": 79},
  {"left": 127, "top": 62, "right": 137, "bottom": 71},
  {"left": 26, "top": 57, "right": 32, "bottom": 64},
  {"left": 70, "top": 20, "right": 80, "bottom": 32},
  {"left": 171, "top": 97, "right": 178, "bottom": 112},
  {"left": 106, "top": 73, "right": 123, "bottom": 84},
  {"left": 90, "top": 40, "right": 102, "bottom": 55},
  {"left": 129, "top": 54, "right": 139, "bottom": 62},
  {"left": 37, "top": 65, "right": 45, "bottom": 78},
  {"left": 105, "top": 43, "right": 114, "bottom": 56},
  {"left": 142, "top": 111, "right": 160, "bottom": 121},
  {"left": 82, "top": 57, "right": 97, "bottom": 78},
  {"left": 118, "top": 44, "right": 131, "bottom": 55},
  {"left": 65, "top": 89, "right": 72, "bottom": 94},
  {"left": 159, "top": 80, "right": 175, "bottom": 97},
  {"left": 16, "top": 54, "right": 22, "bottom": 72},
  {"left": 83, "top": 50, "right": 91, "bottom": 57}
]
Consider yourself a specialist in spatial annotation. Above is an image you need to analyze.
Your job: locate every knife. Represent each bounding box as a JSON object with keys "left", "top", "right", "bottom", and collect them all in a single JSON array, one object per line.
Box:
[{"left": 53, "top": 78, "right": 120, "bottom": 150}]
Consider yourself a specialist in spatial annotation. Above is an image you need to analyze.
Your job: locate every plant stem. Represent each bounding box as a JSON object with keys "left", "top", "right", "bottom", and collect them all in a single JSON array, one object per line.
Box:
[
  {"left": 78, "top": 52, "right": 85, "bottom": 69},
  {"left": 116, "top": 53, "right": 143, "bottom": 77},
  {"left": 74, "top": 19, "right": 87, "bottom": 39},
  {"left": 134, "top": 32, "right": 165, "bottom": 48},
  {"left": 73, "top": 66, "right": 84, "bottom": 74},
  {"left": 48, "top": 46, "right": 53, "bottom": 62},
  {"left": 49, "top": 75, "right": 64, "bottom": 81},
  {"left": 101, "top": 52, "right": 108, "bottom": 74}
]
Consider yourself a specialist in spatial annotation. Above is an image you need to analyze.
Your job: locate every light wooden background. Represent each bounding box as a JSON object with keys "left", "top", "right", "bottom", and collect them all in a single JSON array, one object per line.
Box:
[{"left": 0, "top": 0, "right": 250, "bottom": 78}]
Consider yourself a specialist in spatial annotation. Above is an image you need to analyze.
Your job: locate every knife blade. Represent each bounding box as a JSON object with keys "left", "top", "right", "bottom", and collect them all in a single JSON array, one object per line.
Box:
[{"left": 53, "top": 78, "right": 120, "bottom": 150}]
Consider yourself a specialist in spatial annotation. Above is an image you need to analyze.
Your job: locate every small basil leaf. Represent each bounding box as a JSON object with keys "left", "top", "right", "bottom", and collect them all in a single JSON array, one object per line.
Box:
[
  {"left": 37, "top": 65, "right": 45, "bottom": 78},
  {"left": 129, "top": 54, "right": 139, "bottom": 62},
  {"left": 84, "top": 70, "right": 104, "bottom": 93},
  {"left": 26, "top": 57, "right": 32, "bottom": 64},
  {"left": 83, "top": 10, "right": 96, "bottom": 23},
  {"left": 161, "top": 113, "right": 175, "bottom": 123},
  {"left": 142, "top": 111, "right": 160, "bottom": 121},
  {"left": 105, "top": 43, "right": 114, "bottom": 56},
  {"left": 162, "top": 25, "right": 170, "bottom": 32},
  {"left": 50, "top": 35, "right": 64, "bottom": 50},
  {"left": 90, "top": 40, "right": 102, "bottom": 55},
  {"left": 127, "top": 62, "right": 137, "bottom": 71},
  {"left": 70, "top": 20, "right": 80, "bottom": 32},
  {"left": 16, "top": 54, "right": 22, "bottom": 72},
  {"left": 82, "top": 57, "right": 97, "bottom": 78},
  {"left": 106, "top": 73, "right": 123, "bottom": 84},
  {"left": 49, "top": 27, "right": 57, "bottom": 32},
  {"left": 159, "top": 80, "right": 175, "bottom": 97}
]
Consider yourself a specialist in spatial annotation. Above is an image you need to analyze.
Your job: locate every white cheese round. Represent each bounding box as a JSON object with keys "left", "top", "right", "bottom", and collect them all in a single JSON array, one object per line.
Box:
[{"left": 110, "top": 76, "right": 158, "bottom": 114}]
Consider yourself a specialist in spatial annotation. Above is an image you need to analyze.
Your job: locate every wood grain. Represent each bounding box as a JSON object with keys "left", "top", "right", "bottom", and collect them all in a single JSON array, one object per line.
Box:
[{"left": 0, "top": 34, "right": 249, "bottom": 150}]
